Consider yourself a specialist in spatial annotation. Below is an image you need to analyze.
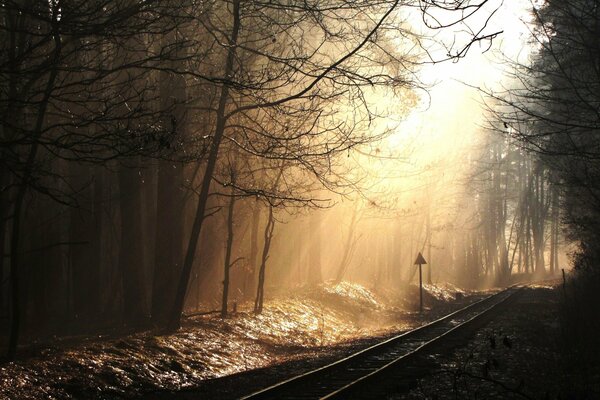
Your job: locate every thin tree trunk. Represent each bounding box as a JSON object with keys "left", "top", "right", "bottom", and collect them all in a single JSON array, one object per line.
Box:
[
  {"left": 151, "top": 25, "right": 186, "bottom": 326},
  {"left": 69, "top": 163, "right": 94, "bottom": 323},
  {"left": 308, "top": 211, "right": 323, "bottom": 285},
  {"left": 253, "top": 165, "right": 284, "bottom": 314},
  {"left": 91, "top": 168, "right": 104, "bottom": 317},
  {"left": 221, "top": 185, "right": 236, "bottom": 317},
  {"left": 118, "top": 159, "right": 148, "bottom": 327},
  {"left": 152, "top": 158, "right": 183, "bottom": 325},
  {"left": 248, "top": 199, "right": 261, "bottom": 298},
  {"left": 524, "top": 171, "right": 532, "bottom": 275},
  {"left": 167, "top": 0, "right": 241, "bottom": 331},
  {"left": 0, "top": 6, "right": 17, "bottom": 320},
  {"left": 0, "top": 166, "right": 7, "bottom": 319},
  {"left": 532, "top": 165, "right": 546, "bottom": 274},
  {"left": 426, "top": 204, "right": 432, "bottom": 284},
  {"left": 254, "top": 205, "right": 275, "bottom": 314},
  {"left": 7, "top": 8, "right": 61, "bottom": 359},
  {"left": 553, "top": 187, "right": 560, "bottom": 272},
  {"left": 334, "top": 207, "right": 359, "bottom": 283},
  {"left": 552, "top": 186, "right": 559, "bottom": 272}
]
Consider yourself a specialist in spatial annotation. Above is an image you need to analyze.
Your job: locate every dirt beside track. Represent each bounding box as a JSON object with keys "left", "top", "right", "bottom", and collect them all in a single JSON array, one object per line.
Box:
[
  {"left": 393, "top": 284, "right": 599, "bottom": 399},
  {"left": 0, "top": 283, "right": 483, "bottom": 400}
]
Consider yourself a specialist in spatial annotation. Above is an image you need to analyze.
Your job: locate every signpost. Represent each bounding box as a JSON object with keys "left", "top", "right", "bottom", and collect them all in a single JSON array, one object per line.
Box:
[{"left": 414, "top": 252, "right": 427, "bottom": 313}]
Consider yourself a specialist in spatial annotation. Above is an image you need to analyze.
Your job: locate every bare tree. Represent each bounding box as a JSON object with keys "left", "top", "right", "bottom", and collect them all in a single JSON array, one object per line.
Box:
[
  {"left": 167, "top": 0, "right": 424, "bottom": 329},
  {"left": 0, "top": 0, "right": 197, "bottom": 358}
]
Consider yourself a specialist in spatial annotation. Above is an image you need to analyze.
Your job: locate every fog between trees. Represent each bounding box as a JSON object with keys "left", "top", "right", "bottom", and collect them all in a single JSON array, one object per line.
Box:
[{"left": 0, "top": 0, "right": 568, "bottom": 361}]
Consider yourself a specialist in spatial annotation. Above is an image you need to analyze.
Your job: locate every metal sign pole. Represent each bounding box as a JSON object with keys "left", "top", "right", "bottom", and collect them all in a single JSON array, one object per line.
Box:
[
  {"left": 413, "top": 252, "right": 427, "bottom": 314},
  {"left": 419, "top": 263, "right": 423, "bottom": 313}
]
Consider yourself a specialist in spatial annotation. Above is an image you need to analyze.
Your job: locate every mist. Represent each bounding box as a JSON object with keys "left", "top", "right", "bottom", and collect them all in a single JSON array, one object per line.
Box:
[{"left": 1, "top": 1, "right": 595, "bottom": 399}]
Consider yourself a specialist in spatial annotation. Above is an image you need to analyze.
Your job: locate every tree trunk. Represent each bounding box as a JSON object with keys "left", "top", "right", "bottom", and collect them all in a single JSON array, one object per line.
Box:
[
  {"left": 334, "top": 207, "right": 359, "bottom": 283},
  {"left": 221, "top": 185, "right": 236, "bottom": 317},
  {"left": 426, "top": 204, "right": 432, "bottom": 284},
  {"left": 248, "top": 199, "right": 261, "bottom": 298},
  {"left": 69, "top": 163, "right": 97, "bottom": 323},
  {"left": 118, "top": 159, "right": 148, "bottom": 327},
  {"left": 167, "top": 0, "right": 241, "bottom": 331},
  {"left": 151, "top": 25, "right": 186, "bottom": 326},
  {"left": 6, "top": 7, "right": 62, "bottom": 358},
  {"left": 151, "top": 159, "right": 183, "bottom": 326},
  {"left": 549, "top": 185, "right": 558, "bottom": 273},
  {"left": 0, "top": 165, "right": 7, "bottom": 320},
  {"left": 255, "top": 205, "right": 275, "bottom": 314},
  {"left": 308, "top": 211, "right": 323, "bottom": 285},
  {"left": 532, "top": 165, "right": 546, "bottom": 274},
  {"left": 91, "top": 168, "right": 104, "bottom": 318}
]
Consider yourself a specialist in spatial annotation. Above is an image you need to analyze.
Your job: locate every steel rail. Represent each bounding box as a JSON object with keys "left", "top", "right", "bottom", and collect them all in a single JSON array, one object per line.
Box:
[
  {"left": 240, "top": 286, "right": 521, "bottom": 400},
  {"left": 323, "top": 286, "right": 520, "bottom": 399}
]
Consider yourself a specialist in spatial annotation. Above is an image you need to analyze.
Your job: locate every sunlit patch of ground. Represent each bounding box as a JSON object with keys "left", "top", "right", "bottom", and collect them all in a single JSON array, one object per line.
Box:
[
  {"left": 526, "top": 281, "right": 561, "bottom": 290},
  {"left": 0, "top": 282, "right": 476, "bottom": 399}
]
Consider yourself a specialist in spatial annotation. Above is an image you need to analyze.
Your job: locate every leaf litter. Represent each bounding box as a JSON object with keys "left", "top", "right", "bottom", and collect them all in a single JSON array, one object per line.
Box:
[{"left": 0, "top": 281, "right": 476, "bottom": 399}]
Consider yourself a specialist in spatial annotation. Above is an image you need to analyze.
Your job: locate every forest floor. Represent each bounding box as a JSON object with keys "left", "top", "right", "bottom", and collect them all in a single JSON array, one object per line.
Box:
[
  {"left": 392, "top": 282, "right": 600, "bottom": 399},
  {"left": 0, "top": 281, "right": 483, "bottom": 400}
]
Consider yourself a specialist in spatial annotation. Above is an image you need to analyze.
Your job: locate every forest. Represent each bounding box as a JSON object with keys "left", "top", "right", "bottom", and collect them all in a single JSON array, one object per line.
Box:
[{"left": 1, "top": 0, "right": 599, "bottom": 397}]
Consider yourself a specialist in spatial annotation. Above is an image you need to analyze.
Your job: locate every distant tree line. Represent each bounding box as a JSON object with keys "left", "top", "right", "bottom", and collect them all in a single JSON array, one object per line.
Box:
[
  {"left": 486, "top": 0, "right": 600, "bottom": 272},
  {"left": 485, "top": 0, "right": 600, "bottom": 373},
  {"left": 449, "top": 133, "right": 561, "bottom": 286}
]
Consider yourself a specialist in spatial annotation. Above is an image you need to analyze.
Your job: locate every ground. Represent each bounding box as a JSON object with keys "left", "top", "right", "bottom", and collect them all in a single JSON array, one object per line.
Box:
[
  {"left": 0, "top": 282, "right": 478, "bottom": 400},
  {"left": 2, "top": 282, "right": 574, "bottom": 400},
  {"left": 392, "top": 283, "right": 599, "bottom": 400}
]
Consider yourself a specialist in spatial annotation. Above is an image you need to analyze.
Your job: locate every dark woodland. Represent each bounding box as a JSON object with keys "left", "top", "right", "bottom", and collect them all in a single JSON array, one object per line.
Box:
[{"left": 0, "top": 0, "right": 599, "bottom": 398}]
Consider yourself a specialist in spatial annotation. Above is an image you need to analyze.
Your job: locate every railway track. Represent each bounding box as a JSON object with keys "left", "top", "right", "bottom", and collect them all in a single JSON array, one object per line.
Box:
[{"left": 240, "top": 286, "right": 522, "bottom": 400}]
